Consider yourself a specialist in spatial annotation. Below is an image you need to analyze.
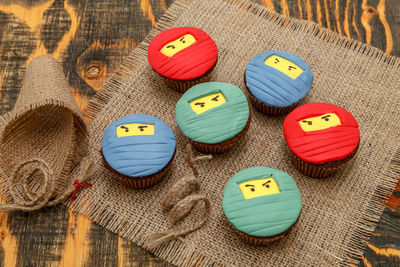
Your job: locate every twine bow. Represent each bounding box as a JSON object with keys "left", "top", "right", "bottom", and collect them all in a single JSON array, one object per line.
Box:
[
  {"left": 146, "top": 144, "right": 212, "bottom": 250},
  {"left": 0, "top": 157, "right": 94, "bottom": 212},
  {"left": 70, "top": 179, "right": 93, "bottom": 201}
]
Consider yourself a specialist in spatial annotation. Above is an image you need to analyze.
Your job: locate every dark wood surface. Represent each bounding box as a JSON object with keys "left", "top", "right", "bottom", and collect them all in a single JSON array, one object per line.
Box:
[{"left": 0, "top": 0, "right": 399, "bottom": 266}]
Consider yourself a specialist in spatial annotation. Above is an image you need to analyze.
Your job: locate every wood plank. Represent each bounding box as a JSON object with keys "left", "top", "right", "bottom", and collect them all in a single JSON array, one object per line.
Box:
[{"left": 0, "top": 0, "right": 399, "bottom": 266}]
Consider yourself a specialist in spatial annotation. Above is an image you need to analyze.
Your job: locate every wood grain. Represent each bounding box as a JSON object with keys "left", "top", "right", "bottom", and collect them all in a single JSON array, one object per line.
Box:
[{"left": 0, "top": 0, "right": 399, "bottom": 266}]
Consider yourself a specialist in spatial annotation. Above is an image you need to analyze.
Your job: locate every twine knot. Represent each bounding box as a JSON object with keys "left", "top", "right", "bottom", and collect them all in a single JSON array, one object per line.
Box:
[
  {"left": 70, "top": 179, "right": 93, "bottom": 201},
  {"left": 146, "top": 144, "right": 212, "bottom": 250},
  {"left": 0, "top": 157, "right": 94, "bottom": 212}
]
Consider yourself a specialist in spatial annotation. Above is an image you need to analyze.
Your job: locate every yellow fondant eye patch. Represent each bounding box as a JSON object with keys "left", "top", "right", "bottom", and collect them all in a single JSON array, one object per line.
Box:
[
  {"left": 264, "top": 55, "right": 304, "bottom": 79},
  {"left": 238, "top": 177, "right": 280, "bottom": 200},
  {"left": 160, "top": 34, "right": 196, "bottom": 57},
  {"left": 116, "top": 124, "right": 155, "bottom": 137},
  {"left": 189, "top": 92, "right": 227, "bottom": 115},
  {"left": 299, "top": 113, "right": 341, "bottom": 132}
]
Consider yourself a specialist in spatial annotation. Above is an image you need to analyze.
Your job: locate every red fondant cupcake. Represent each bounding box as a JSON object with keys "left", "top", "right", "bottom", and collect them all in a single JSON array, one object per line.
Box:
[
  {"left": 148, "top": 27, "right": 218, "bottom": 92},
  {"left": 283, "top": 103, "right": 360, "bottom": 178}
]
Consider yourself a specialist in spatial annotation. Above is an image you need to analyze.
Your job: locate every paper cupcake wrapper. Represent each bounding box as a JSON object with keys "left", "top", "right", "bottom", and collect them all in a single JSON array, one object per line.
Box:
[
  {"left": 161, "top": 62, "right": 216, "bottom": 93},
  {"left": 290, "top": 145, "right": 359, "bottom": 178},
  {"left": 102, "top": 150, "right": 175, "bottom": 189},
  {"left": 247, "top": 92, "right": 298, "bottom": 115},
  {"left": 231, "top": 221, "right": 294, "bottom": 245}
]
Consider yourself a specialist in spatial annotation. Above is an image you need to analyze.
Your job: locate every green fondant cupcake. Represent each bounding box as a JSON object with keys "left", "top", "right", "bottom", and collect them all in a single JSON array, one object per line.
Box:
[
  {"left": 175, "top": 82, "right": 251, "bottom": 153},
  {"left": 222, "top": 166, "right": 302, "bottom": 245}
]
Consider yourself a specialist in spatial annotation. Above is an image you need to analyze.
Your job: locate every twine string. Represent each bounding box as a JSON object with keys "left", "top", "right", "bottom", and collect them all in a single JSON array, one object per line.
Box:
[
  {"left": 0, "top": 157, "right": 94, "bottom": 212},
  {"left": 146, "top": 144, "right": 212, "bottom": 250}
]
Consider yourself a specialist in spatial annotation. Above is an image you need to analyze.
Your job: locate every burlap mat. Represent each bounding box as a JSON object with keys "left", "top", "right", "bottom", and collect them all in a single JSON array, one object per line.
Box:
[{"left": 68, "top": 0, "right": 400, "bottom": 266}]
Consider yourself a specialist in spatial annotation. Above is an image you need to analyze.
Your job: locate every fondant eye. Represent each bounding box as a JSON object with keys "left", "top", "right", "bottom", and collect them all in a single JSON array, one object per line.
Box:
[
  {"left": 138, "top": 126, "right": 148, "bottom": 131},
  {"left": 166, "top": 45, "right": 175, "bottom": 49},
  {"left": 274, "top": 58, "right": 280, "bottom": 63},
  {"left": 179, "top": 37, "right": 185, "bottom": 43},
  {"left": 121, "top": 126, "right": 129, "bottom": 132},
  {"left": 325, "top": 118, "right": 329, "bottom": 121},
  {"left": 195, "top": 102, "right": 205, "bottom": 107},
  {"left": 262, "top": 181, "right": 271, "bottom": 188},
  {"left": 211, "top": 95, "right": 219, "bottom": 101},
  {"left": 250, "top": 188, "right": 255, "bottom": 192},
  {"left": 308, "top": 121, "right": 312, "bottom": 125},
  {"left": 288, "top": 66, "right": 296, "bottom": 71}
]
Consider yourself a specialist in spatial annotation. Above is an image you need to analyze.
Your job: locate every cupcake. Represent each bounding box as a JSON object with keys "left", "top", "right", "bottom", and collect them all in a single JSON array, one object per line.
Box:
[
  {"left": 283, "top": 103, "right": 360, "bottom": 178},
  {"left": 175, "top": 82, "right": 250, "bottom": 153},
  {"left": 245, "top": 50, "right": 313, "bottom": 115},
  {"left": 222, "top": 166, "right": 302, "bottom": 245},
  {"left": 101, "top": 114, "right": 176, "bottom": 189},
  {"left": 148, "top": 27, "right": 218, "bottom": 93}
]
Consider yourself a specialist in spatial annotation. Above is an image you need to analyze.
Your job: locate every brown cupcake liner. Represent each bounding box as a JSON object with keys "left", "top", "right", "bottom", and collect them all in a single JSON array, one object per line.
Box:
[
  {"left": 228, "top": 217, "right": 298, "bottom": 245},
  {"left": 101, "top": 149, "right": 176, "bottom": 189},
  {"left": 190, "top": 111, "right": 251, "bottom": 154},
  {"left": 244, "top": 72, "right": 298, "bottom": 116},
  {"left": 163, "top": 72, "right": 212, "bottom": 93},
  {"left": 290, "top": 143, "right": 359, "bottom": 178},
  {"left": 247, "top": 91, "right": 298, "bottom": 115},
  {"left": 162, "top": 61, "right": 217, "bottom": 93}
]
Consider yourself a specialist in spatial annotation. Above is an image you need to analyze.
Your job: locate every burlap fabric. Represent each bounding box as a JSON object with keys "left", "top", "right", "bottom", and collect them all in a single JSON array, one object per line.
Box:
[
  {"left": 3, "top": 0, "right": 396, "bottom": 265},
  {"left": 0, "top": 55, "right": 88, "bottom": 211}
]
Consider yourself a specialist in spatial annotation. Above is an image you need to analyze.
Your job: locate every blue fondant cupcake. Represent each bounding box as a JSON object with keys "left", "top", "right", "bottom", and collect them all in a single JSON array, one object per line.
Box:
[
  {"left": 245, "top": 50, "right": 313, "bottom": 115},
  {"left": 101, "top": 114, "right": 176, "bottom": 189}
]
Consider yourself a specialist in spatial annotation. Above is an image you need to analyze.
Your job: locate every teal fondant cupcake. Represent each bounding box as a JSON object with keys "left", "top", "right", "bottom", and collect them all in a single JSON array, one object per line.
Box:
[
  {"left": 175, "top": 82, "right": 250, "bottom": 153},
  {"left": 222, "top": 166, "right": 302, "bottom": 245}
]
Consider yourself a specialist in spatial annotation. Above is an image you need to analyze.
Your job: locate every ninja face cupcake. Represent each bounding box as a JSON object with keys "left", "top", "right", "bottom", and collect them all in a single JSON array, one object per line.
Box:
[
  {"left": 101, "top": 114, "right": 176, "bottom": 189},
  {"left": 283, "top": 103, "right": 360, "bottom": 178},
  {"left": 245, "top": 50, "right": 313, "bottom": 115},
  {"left": 175, "top": 82, "right": 250, "bottom": 154},
  {"left": 148, "top": 27, "right": 218, "bottom": 92},
  {"left": 222, "top": 166, "right": 302, "bottom": 245}
]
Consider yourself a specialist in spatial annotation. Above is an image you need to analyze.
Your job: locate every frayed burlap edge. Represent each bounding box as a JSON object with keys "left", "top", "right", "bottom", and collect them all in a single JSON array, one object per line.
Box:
[{"left": 71, "top": 0, "right": 400, "bottom": 266}]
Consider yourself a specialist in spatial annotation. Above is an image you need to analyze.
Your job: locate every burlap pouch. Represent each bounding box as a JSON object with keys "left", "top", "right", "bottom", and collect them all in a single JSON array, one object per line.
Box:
[{"left": 0, "top": 55, "right": 90, "bottom": 211}]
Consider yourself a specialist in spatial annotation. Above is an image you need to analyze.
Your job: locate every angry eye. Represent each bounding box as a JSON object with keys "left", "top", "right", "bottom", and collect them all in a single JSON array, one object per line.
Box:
[
  {"left": 211, "top": 95, "right": 219, "bottom": 101},
  {"left": 116, "top": 124, "right": 155, "bottom": 137},
  {"left": 138, "top": 125, "right": 148, "bottom": 131},
  {"left": 321, "top": 115, "right": 331, "bottom": 121},
  {"left": 264, "top": 55, "right": 304, "bottom": 79},
  {"left": 166, "top": 45, "right": 175, "bottom": 49},
  {"left": 195, "top": 102, "right": 205, "bottom": 107},
  {"left": 245, "top": 184, "right": 255, "bottom": 191},
  {"left": 239, "top": 178, "right": 281, "bottom": 199},
  {"left": 262, "top": 180, "right": 271, "bottom": 188},
  {"left": 179, "top": 37, "right": 186, "bottom": 43},
  {"left": 298, "top": 113, "right": 341, "bottom": 132},
  {"left": 189, "top": 92, "right": 227, "bottom": 115}
]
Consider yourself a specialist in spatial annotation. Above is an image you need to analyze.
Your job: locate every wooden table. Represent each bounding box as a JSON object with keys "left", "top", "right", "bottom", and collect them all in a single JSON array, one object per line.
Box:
[{"left": 0, "top": 0, "right": 399, "bottom": 266}]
